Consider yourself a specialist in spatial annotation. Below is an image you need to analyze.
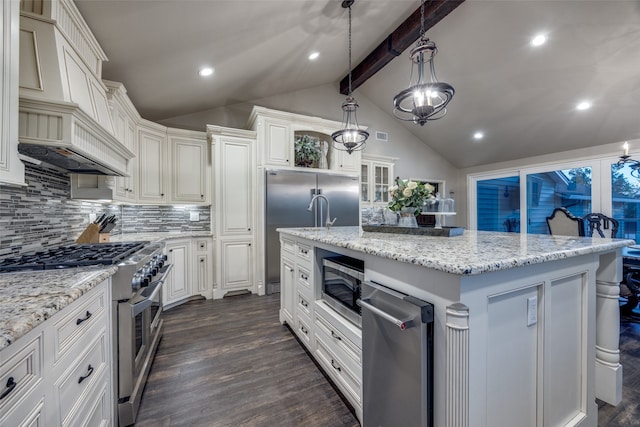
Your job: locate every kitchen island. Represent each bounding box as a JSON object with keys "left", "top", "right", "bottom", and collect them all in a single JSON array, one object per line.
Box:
[{"left": 278, "top": 226, "right": 633, "bottom": 427}]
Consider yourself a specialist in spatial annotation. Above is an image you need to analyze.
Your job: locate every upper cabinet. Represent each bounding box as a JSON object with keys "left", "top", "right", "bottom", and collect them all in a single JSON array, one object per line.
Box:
[
  {"left": 248, "top": 106, "right": 364, "bottom": 174},
  {"left": 0, "top": 0, "right": 25, "bottom": 186},
  {"left": 137, "top": 122, "right": 168, "bottom": 204},
  {"left": 168, "top": 128, "right": 210, "bottom": 204},
  {"left": 360, "top": 154, "right": 397, "bottom": 209}
]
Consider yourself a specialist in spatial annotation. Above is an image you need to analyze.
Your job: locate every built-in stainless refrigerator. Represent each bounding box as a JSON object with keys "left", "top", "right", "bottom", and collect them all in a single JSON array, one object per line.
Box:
[{"left": 265, "top": 169, "right": 360, "bottom": 294}]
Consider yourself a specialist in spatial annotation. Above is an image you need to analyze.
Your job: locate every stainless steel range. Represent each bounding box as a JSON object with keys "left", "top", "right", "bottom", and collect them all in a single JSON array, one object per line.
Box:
[
  {"left": 111, "top": 242, "right": 171, "bottom": 427},
  {"left": 0, "top": 241, "right": 171, "bottom": 427}
]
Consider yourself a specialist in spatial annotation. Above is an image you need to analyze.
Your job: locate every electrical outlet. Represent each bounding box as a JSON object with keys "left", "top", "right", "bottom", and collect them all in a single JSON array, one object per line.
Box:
[
  {"left": 89, "top": 213, "right": 97, "bottom": 223},
  {"left": 190, "top": 211, "right": 199, "bottom": 222},
  {"left": 527, "top": 296, "right": 537, "bottom": 326}
]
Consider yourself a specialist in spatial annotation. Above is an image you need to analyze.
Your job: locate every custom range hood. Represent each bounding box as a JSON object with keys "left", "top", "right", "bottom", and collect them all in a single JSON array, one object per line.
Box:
[{"left": 18, "top": 0, "right": 134, "bottom": 176}]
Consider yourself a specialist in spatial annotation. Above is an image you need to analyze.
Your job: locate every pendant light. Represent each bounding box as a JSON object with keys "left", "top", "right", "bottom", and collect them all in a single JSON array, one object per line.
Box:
[
  {"left": 331, "top": 0, "right": 369, "bottom": 154},
  {"left": 392, "top": 0, "right": 454, "bottom": 126}
]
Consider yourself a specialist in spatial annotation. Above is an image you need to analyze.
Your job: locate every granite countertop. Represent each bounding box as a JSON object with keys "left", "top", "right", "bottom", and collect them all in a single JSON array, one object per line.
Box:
[
  {"left": 278, "top": 226, "right": 634, "bottom": 276},
  {"left": 0, "top": 266, "right": 117, "bottom": 351},
  {"left": 109, "top": 231, "right": 213, "bottom": 243}
]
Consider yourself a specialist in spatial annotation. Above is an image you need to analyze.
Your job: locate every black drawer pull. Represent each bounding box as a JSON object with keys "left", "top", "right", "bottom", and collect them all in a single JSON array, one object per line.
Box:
[
  {"left": 300, "top": 299, "right": 308, "bottom": 308},
  {"left": 78, "top": 365, "right": 94, "bottom": 384},
  {"left": 331, "top": 331, "right": 342, "bottom": 341},
  {"left": 0, "top": 377, "right": 17, "bottom": 400},
  {"left": 76, "top": 311, "right": 92, "bottom": 325},
  {"left": 300, "top": 325, "right": 308, "bottom": 335},
  {"left": 331, "top": 359, "right": 342, "bottom": 372},
  {"left": 300, "top": 273, "right": 308, "bottom": 281}
]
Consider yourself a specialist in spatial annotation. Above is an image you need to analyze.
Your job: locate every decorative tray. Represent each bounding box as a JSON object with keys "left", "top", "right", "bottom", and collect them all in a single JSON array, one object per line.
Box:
[{"left": 362, "top": 224, "right": 465, "bottom": 237}]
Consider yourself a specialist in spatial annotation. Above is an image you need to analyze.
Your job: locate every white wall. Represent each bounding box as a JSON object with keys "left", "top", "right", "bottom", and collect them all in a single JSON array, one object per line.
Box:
[{"left": 160, "top": 83, "right": 462, "bottom": 224}]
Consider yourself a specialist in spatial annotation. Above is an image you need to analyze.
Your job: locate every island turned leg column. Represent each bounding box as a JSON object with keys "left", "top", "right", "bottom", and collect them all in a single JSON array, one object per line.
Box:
[
  {"left": 595, "top": 250, "right": 623, "bottom": 405},
  {"left": 446, "top": 303, "right": 470, "bottom": 427}
]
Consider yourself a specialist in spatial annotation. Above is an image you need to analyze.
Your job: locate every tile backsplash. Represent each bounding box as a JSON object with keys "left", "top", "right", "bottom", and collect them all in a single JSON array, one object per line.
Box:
[{"left": 0, "top": 164, "right": 211, "bottom": 257}]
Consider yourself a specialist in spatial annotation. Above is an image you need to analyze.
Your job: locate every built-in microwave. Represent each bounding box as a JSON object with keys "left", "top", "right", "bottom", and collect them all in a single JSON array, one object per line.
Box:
[{"left": 322, "top": 255, "right": 365, "bottom": 327}]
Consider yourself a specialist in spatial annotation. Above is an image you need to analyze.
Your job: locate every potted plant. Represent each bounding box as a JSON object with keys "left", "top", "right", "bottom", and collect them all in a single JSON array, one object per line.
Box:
[{"left": 294, "top": 135, "right": 321, "bottom": 167}]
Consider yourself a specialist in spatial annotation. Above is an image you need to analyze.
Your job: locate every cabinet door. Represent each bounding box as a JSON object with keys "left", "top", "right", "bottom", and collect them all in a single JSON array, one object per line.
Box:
[
  {"left": 115, "top": 121, "right": 137, "bottom": 201},
  {"left": 360, "top": 163, "right": 370, "bottom": 203},
  {"left": 265, "top": 118, "right": 292, "bottom": 166},
  {"left": 164, "top": 241, "right": 191, "bottom": 305},
  {"left": 332, "top": 148, "right": 361, "bottom": 173},
  {"left": 220, "top": 138, "right": 254, "bottom": 235},
  {"left": 280, "top": 258, "right": 295, "bottom": 325},
  {"left": 0, "top": 0, "right": 24, "bottom": 185},
  {"left": 373, "top": 164, "right": 391, "bottom": 205},
  {"left": 194, "top": 238, "right": 213, "bottom": 299},
  {"left": 137, "top": 126, "right": 167, "bottom": 203},
  {"left": 220, "top": 238, "right": 253, "bottom": 292},
  {"left": 170, "top": 136, "right": 208, "bottom": 204}
]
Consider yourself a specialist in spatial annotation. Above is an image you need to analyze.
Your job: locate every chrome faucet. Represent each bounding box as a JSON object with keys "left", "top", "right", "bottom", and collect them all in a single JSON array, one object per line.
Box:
[{"left": 307, "top": 194, "right": 336, "bottom": 229}]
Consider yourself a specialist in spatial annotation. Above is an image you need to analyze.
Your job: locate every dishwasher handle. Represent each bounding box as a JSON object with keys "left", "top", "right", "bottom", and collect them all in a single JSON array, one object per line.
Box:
[{"left": 359, "top": 298, "right": 413, "bottom": 330}]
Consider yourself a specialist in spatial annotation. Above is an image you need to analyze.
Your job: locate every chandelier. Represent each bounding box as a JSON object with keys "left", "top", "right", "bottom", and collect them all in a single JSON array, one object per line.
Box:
[
  {"left": 392, "top": 0, "right": 454, "bottom": 126},
  {"left": 331, "top": 0, "right": 369, "bottom": 154},
  {"left": 617, "top": 142, "right": 640, "bottom": 178}
]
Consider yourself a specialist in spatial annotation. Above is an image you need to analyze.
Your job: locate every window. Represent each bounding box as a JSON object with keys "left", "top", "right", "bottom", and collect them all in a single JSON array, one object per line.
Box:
[
  {"left": 526, "top": 167, "right": 592, "bottom": 234},
  {"left": 476, "top": 176, "right": 520, "bottom": 232},
  {"left": 612, "top": 163, "right": 640, "bottom": 241}
]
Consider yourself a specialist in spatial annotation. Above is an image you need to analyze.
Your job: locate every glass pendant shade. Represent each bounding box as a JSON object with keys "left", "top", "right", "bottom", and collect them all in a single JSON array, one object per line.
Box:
[
  {"left": 332, "top": 0, "right": 368, "bottom": 154},
  {"left": 393, "top": 37, "right": 454, "bottom": 126},
  {"left": 332, "top": 96, "right": 369, "bottom": 154}
]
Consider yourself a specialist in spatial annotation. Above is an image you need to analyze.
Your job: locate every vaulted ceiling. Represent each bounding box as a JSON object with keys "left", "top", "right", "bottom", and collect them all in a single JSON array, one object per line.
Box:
[{"left": 75, "top": 0, "right": 640, "bottom": 168}]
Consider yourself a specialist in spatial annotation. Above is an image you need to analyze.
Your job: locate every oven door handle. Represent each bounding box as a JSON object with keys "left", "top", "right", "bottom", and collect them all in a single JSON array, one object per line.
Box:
[{"left": 130, "top": 280, "right": 161, "bottom": 317}]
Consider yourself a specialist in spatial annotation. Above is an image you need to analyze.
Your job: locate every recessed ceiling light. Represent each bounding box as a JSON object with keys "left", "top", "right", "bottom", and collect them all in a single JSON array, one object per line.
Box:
[
  {"left": 198, "top": 67, "right": 214, "bottom": 77},
  {"left": 473, "top": 131, "right": 484, "bottom": 140},
  {"left": 308, "top": 52, "right": 320, "bottom": 60},
  {"left": 531, "top": 34, "right": 547, "bottom": 46},
  {"left": 576, "top": 101, "right": 591, "bottom": 111}
]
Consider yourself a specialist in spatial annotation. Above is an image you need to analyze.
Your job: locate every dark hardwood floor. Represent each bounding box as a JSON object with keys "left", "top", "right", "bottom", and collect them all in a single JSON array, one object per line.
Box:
[
  {"left": 135, "top": 294, "right": 359, "bottom": 427},
  {"left": 135, "top": 293, "right": 640, "bottom": 426}
]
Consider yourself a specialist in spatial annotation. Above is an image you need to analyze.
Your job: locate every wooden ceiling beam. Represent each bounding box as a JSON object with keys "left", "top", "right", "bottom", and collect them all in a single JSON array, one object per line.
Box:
[{"left": 340, "top": 0, "right": 465, "bottom": 95}]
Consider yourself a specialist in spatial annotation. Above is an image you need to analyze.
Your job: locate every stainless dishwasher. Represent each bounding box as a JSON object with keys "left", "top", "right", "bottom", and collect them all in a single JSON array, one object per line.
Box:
[{"left": 360, "top": 281, "right": 434, "bottom": 427}]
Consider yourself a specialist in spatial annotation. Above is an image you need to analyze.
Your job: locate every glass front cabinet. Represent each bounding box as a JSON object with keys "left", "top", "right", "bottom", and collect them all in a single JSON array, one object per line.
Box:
[{"left": 360, "top": 154, "right": 397, "bottom": 208}]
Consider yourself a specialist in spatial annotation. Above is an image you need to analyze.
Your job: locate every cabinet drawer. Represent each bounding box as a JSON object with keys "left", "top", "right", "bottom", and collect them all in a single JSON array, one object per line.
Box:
[
  {"left": 315, "top": 310, "right": 361, "bottom": 368},
  {"left": 281, "top": 238, "right": 296, "bottom": 256},
  {"left": 315, "top": 334, "right": 361, "bottom": 407},
  {"left": 65, "top": 376, "right": 110, "bottom": 427},
  {"left": 296, "top": 265, "right": 311, "bottom": 293},
  {"left": 296, "top": 243, "right": 312, "bottom": 266},
  {"left": 53, "top": 286, "right": 107, "bottom": 362},
  {"left": 0, "top": 397, "right": 44, "bottom": 427},
  {"left": 297, "top": 290, "right": 312, "bottom": 318},
  {"left": 295, "top": 312, "right": 313, "bottom": 349},
  {"left": 55, "top": 331, "right": 108, "bottom": 425},
  {"left": 195, "top": 239, "right": 210, "bottom": 252},
  {"left": 0, "top": 335, "right": 43, "bottom": 413}
]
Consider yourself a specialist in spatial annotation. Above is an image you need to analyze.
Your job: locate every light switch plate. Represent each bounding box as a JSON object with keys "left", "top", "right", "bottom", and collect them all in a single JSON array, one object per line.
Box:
[
  {"left": 527, "top": 296, "right": 537, "bottom": 326},
  {"left": 190, "top": 211, "right": 199, "bottom": 222}
]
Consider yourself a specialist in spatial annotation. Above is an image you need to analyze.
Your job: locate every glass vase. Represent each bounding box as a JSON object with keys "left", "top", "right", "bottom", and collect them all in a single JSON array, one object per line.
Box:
[{"left": 398, "top": 207, "right": 418, "bottom": 228}]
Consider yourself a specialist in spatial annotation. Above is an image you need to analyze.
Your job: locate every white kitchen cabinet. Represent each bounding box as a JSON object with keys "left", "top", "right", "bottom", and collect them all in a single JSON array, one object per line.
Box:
[
  {"left": 208, "top": 125, "right": 257, "bottom": 298},
  {"left": 194, "top": 238, "right": 214, "bottom": 299},
  {"left": 360, "top": 154, "right": 397, "bottom": 209},
  {"left": 0, "top": 279, "right": 112, "bottom": 427},
  {"left": 332, "top": 146, "right": 362, "bottom": 174},
  {"left": 248, "top": 105, "right": 363, "bottom": 174},
  {"left": 106, "top": 80, "right": 140, "bottom": 203},
  {"left": 163, "top": 239, "right": 192, "bottom": 306},
  {"left": 280, "top": 257, "right": 295, "bottom": 326},
  {"left": 263, "top": 117, "right": 292, "bottom": 167},
  {"left": 137, "top": 122, "right": 168, "bottom": 204},
  {"left": 219, "top": 238, "right": 254, "bottom": 295},
  {"left": 168, "top": 129, "right": 210, "bottom": 204},
  {"left": 0, "top": 0, "right": 25, "bottom": 186}
]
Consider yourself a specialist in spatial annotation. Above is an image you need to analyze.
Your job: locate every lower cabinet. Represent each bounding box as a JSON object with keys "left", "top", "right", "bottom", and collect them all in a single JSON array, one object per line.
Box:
[
  {"left": 278, "top": 236, "right": 362, "bottom": 422},
  {"left": 163, "top": 237, "right": 214, "bottom": 308},
  {"left": 0, "top": 280, "right": 112, "bottom": 427},
  {"left": 214, "top": 237, "right": 254, "bottom": 298}
]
